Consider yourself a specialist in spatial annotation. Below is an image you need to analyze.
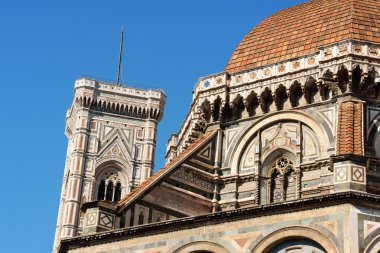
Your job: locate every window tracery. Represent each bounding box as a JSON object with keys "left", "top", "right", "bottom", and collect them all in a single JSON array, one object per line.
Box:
[
  {"left": 269, "top": 156, "right": 297, "bottom": 203},
  {"left": 97, "top": 169, "right": 123, "bottom": 202}
]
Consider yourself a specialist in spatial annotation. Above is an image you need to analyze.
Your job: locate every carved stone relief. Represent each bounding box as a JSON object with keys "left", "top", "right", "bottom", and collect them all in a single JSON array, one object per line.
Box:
[
  {"left": 171, "top": 167, "right": 214, "bottom": 192},
  {"left": 261, "top": 123, "right": 299, "bottom": 161}
]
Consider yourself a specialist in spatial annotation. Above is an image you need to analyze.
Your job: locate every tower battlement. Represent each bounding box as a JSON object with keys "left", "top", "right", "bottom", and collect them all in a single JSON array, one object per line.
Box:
[{"left": 72, "top": 78, "right": 165, "bottom": 122}]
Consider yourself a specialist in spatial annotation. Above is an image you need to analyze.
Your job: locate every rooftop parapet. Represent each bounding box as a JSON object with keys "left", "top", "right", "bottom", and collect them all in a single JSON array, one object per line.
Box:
[
  {"left": 71, "top": 77, "right": 166, "bottom": 122},
  {"left": 74, "top": 77, "right": 166, "bottom": 101}
]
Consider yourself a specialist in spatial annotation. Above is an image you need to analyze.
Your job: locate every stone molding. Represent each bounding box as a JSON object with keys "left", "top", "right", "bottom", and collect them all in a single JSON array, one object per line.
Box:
[
  {"left": 58, "top": 192, "right": 380, "bottom": 253},
  {"left": 249, "top": 226, "right": 339, "bottom": 253}
]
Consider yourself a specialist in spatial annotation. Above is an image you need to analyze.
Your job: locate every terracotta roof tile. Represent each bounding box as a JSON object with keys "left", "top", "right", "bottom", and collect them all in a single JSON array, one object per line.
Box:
[
  {"left": 225, "top": 0, "right": 380, "bottom": 74},
  {"left": 116, "top": 130, "right": 217, "bottom": 210}
]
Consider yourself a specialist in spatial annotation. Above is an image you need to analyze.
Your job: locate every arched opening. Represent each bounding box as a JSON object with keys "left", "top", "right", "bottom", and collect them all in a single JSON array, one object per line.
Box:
[
  {"left": 289, "top": 81, "right": 303, "bottom": 107},
  {"left": 231, "top": 95, "right": 245, "bottom": 120},
  {"left": 274, "top": 85, "right": 288, "bottom": 110},
  {"left": 260, "top": 88, "right": 274, "bottom": 113},
  {"left": 268, "top": 156, "right": 297, "bottom": 203},
  {"left": 246, "top": 91, "right": 259, "bottom": 116},
  {"left": 106, "top": 181, "right": 114, "bottom": 201},
  {"left": 222, "top": 102, "right": 234, "bottom": 122},
  {"left": 212, "top": 97, "right": 221, "bottom": 122},
  {"left": 304, "top": 77, "right": 318, "bottom": 104},
  {"left": 320, "top": 70, "right": 334, "bottom": 100},
  {"left": 364, "top": 234, "right": 380, "bottom": 253},
  {"left": 114, "top": 182, "right": 122, "bottom": 202},
  {"left": 201, "top": 100, "right": 211, "bottom": 123},
  {"left": 363, "top": 68, "right": 378, "bottom": 98},
  {"left": 337, "top": 66, "right": 349, "bottom": 93},
  {"left": 95, "top": 164, "right": 129, "bottom": 202},
  {"left": 250, "top": 227, "right": 338, "bottom": 253},
  {"left": 171, "top": 241, "right": 230, "bottom": 253},
  {"left": 352, "top": 65, "right": 362, "bottom": 93},
  {"left": 267, "top": 238, "right": 327, "bottom": 253},
  {"left": 97, "top": 180, "right": 105, "bottom": 200}
]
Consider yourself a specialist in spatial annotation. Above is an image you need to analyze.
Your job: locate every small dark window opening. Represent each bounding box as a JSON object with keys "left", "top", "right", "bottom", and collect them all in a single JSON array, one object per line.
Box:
[
  {"left": 106, "top": 181, "right": 114, "bottom": 201},
  {"left": 97, "top": 180, "right": 105, "bottom": 200},
  {"left": 114, "top": 182, "right": 122, "bottom": 202}
]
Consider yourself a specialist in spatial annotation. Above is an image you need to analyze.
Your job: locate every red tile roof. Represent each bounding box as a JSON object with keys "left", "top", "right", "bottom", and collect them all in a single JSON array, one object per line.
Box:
[
  {"left": 225, "top": 0, "right": 380, "bottom": 74},
  {"left": 117, "top": 130, "right": 217, "bottom": 211}
]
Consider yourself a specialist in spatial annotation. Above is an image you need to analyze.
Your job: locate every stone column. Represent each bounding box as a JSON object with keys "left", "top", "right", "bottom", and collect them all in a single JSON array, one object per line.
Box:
[{"left": 60, "top": 110, "right": 90, "bottom": 239}]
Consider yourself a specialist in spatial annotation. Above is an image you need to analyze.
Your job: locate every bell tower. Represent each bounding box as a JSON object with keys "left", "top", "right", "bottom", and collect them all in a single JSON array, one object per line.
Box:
[{"left": 53, "top": 78, "right": 165, "bottom": 251}]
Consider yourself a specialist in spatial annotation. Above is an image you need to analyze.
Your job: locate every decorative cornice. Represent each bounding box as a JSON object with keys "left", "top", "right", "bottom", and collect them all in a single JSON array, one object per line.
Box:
[{"left": 58, "top": 191, "right": 380, "bottom": 253}]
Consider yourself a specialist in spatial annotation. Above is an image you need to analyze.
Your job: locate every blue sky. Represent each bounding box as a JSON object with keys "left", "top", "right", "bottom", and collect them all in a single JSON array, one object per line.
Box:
[{"left": 0, "top": 0, "right": 305, "bottom": 252}]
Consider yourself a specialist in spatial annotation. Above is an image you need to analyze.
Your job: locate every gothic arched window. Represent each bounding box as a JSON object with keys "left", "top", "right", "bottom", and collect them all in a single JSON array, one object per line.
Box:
[
  {"left": 97, "top": 180, "right": 105, "bottom": 200},
  {"left": 114, "top": 182, "right": 122, "bottom": 202},
  {"left": 96, "top": 168, "right": 126, "bottom": 202},
  {"left": 106, "top": 181, "right": 114, "bottom": 201},
  {"left": 269, "top": 156, "right": 297, "bottom": 203}
]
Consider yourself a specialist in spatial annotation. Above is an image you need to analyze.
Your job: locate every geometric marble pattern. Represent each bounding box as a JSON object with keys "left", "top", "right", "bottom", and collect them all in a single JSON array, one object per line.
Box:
[
  {"left": 223, "top": 231, "right": 262, "bottom": 250},
  {"left": 315, "top": 220, "right": 338, "bottom": 237},
  {"left": 335, "top": 166, "right": 348, "bottom": 182},
  {"left": 99, "top": 212, "right": 114, "bottom": 228},
  {"left": 86, "top": 212, "right": 97, "bottom": 226},
  {"left": 352, "top": 166, "right": 364, "bottom": 183},
  {"left": 364, "top": 220, "right": 380, "bottom": 238},
  {"left": 197, "top": 142, "right": 212, "bottom": 161}
]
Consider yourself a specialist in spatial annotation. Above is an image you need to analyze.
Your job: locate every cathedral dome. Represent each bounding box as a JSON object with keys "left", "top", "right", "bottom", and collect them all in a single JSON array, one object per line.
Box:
[{"left": 225, "top": 0, "right": 380, "bottom": 74}]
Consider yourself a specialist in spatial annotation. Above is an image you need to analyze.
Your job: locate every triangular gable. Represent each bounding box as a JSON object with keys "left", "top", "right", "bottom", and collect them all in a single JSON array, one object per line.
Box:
[
  {"left": 117, "top": 130, "right": 217, "bottom": 212},
  {"left": 197, "top": 142, "right": 212, "bottom": 160},
  {"left": 98, "top": 134, "right": 132, "bottom": 160},
  {"left": 190, "top": 136, "right": 216, "bottom": 168}
]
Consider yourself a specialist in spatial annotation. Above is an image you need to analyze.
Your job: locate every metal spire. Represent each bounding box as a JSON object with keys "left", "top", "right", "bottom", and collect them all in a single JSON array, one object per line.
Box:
[{"left": 116, "top": 26, "right": 124, "bottom": 86}]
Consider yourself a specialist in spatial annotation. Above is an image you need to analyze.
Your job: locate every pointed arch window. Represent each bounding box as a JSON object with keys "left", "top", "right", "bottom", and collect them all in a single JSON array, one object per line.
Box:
[
  {"left": 114, "top": 182, "right": 122, "bottom": 202},
  {"left": 97, "top": 180, "right": 105, "bottom": 200},
  {"left": 268, "top": 156, "right": 297, "bottom": 203},
  {"left": 97, "top": 169, "right": 125, "bottom": 202},
  {"left": 106, "top": 181, "right": 114, "bottom": 201}
]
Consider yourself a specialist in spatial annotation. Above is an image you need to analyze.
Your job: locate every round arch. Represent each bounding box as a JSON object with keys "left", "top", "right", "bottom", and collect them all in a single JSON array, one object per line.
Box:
[
  {"left": 93, "top": 159, "right": 131, "bottom": 201},
  {"left": 248, "top": 226, "right": 339, "bottom": 253},
  {"left": 229, "top": 111, "right": 331, "bottom": 174},
  {"left": 364, "top": 235, "right": 380, "bottom": 253},
  {"left": 367, "top": 113, "right": 380, "bottom": 157},
  {"left": 169, "top": 241, "right": 231, "bottom": 253}
]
